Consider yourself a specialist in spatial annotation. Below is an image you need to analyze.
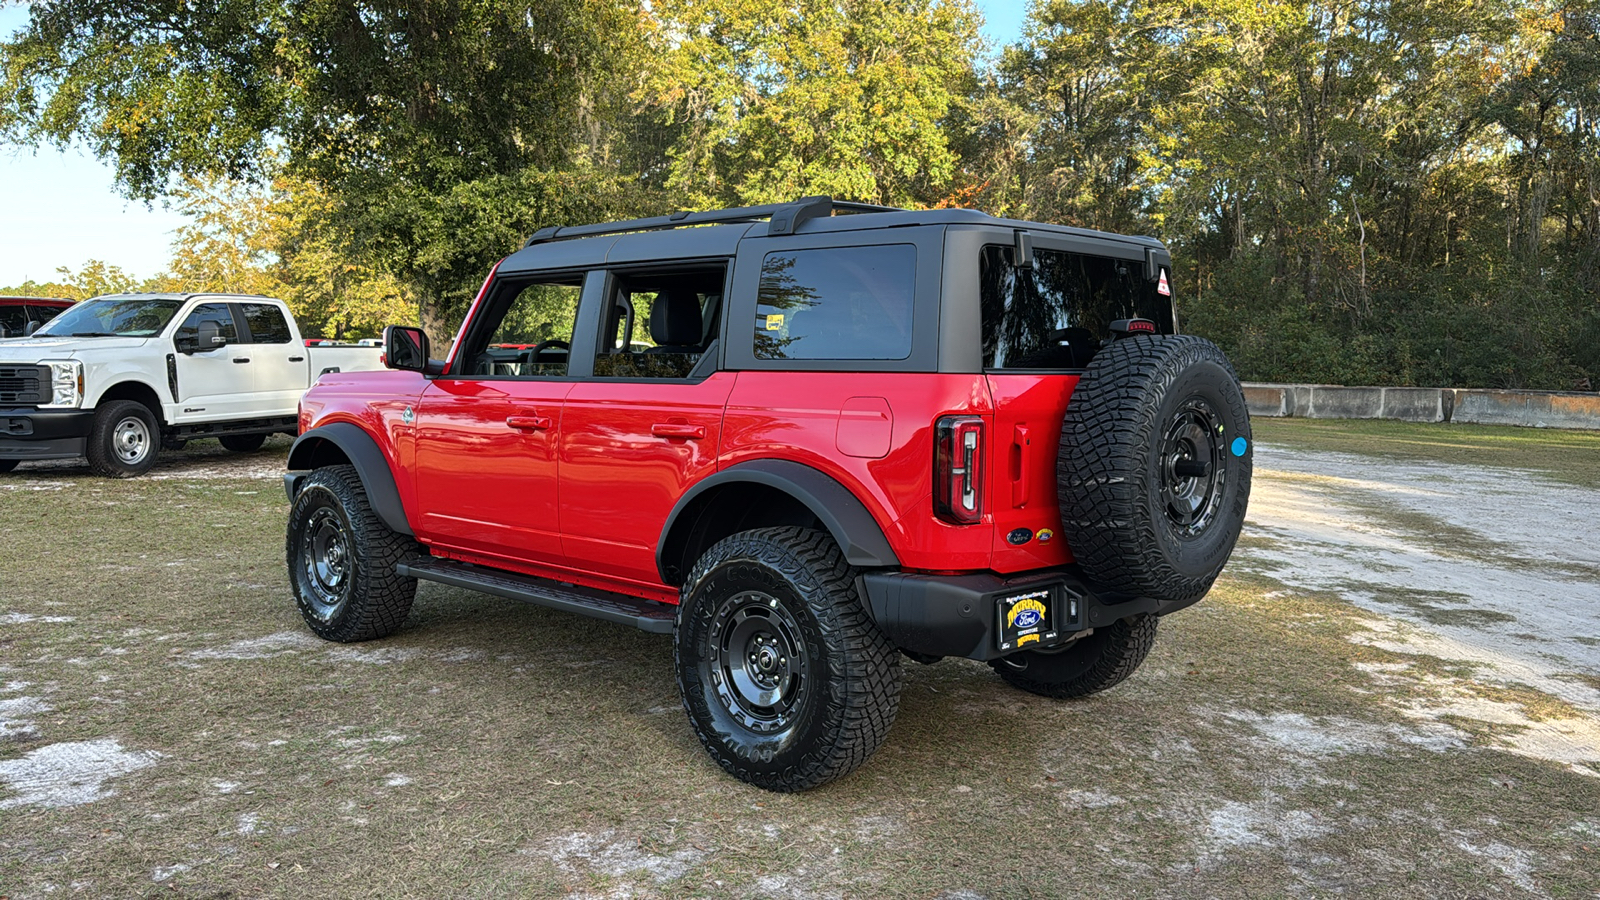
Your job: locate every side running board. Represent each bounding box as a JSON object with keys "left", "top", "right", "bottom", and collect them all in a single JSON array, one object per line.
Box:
[{"left": 397, "top": 557, "right": 677, "bottom": 634}]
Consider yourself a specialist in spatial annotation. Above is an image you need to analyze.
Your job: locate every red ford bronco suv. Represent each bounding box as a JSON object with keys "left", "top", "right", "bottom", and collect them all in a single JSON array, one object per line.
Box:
[{"left": 283, "top": 197, "right": 1252, "bottom": 791}]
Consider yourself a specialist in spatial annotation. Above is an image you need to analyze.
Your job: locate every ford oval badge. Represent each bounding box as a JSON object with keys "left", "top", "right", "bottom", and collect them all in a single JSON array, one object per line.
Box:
[
  {"left": 1014, "top": 608, "right": 1042, "bottom": 629},
  {"left": 1006, "top": 528, "right": 1034, "bottom": 546}
]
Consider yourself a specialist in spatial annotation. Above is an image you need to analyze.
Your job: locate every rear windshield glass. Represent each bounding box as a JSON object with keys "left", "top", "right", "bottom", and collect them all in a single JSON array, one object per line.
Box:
[
  {"left": 980, "top": 246, "right": 1172, "bottom": 369},
  {"left": 754, "top": 245, "right": 915, "bottom": 360}
]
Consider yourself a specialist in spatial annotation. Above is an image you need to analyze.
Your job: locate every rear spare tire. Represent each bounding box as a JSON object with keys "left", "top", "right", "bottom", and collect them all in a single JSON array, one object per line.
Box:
[{"left": 1058, "top": 335, "right": 1252, "bottom": 603}]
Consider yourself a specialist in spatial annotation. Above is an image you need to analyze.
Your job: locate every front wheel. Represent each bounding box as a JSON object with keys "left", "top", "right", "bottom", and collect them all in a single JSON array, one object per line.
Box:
[
  {"left": 86, "top": 400, "right": 160, "bottom": 478},
  {"left": 286, "top": 464, "right": 419, "bottom": 642},
  {"left": 675, "top": 527, "right": 902, "bottom": 792},
  {"left": 989, "top": 614, "right": 1157, "bottom": 699}
]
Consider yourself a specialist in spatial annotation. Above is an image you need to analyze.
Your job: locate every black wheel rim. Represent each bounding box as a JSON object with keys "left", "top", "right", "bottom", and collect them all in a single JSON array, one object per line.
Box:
[
  {"left": 705, "top": 591, "right": 809, "bottom": 733},
  {"left": 300, "top": 504, "right": 352, "bottom": 620},
  {"left": 1159, "top": 398, "right": 1228, "bottom": 536}
]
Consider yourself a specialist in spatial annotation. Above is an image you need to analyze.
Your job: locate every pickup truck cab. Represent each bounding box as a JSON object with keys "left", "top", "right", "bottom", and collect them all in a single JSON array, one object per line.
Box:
[{"left": 0, "top": 292, "right": 382, "bottom": 477}]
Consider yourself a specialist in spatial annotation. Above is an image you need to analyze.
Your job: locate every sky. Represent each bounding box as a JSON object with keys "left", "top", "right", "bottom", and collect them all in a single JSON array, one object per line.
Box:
[{"left": 0, "top": 1, "right": 1031, "bottom": 289}]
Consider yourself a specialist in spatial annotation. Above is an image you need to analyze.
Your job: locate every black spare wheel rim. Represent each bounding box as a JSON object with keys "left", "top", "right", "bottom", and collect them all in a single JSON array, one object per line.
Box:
[
  {"left": 1160, "top": 397, "right": 1227, "bottom": 536},
  {"left": 301, "top": 503, "right": 352, "bottom": 621},
  {"left": 706, "top": 590, "right": 810, "bottom": 733}
]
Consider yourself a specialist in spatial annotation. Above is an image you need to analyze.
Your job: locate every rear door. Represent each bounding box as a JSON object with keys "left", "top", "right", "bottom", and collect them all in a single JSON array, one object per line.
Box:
[
  {"left": 978, "top": 236, "right": 1172, "bottom": 574},
  {"left": 558, "top": 265, "right": 734, "bottom": 587},
  {"left": 235, "top": 302, "right": 307, "bottom": 416},
  {"left": 171, "top": 302, "right": 256, "bottom": 421}
]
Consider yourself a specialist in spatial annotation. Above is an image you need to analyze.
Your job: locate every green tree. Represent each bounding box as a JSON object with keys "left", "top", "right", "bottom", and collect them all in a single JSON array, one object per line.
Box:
[{"left": 638, "top": 0, "right": 984, "bottom": 207}]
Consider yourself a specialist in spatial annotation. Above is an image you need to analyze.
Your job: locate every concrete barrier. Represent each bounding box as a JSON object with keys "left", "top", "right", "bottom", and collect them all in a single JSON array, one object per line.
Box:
[
  {"left": 1452, "top": 389, "right": 1600, "bottom": 429},
  {"left": 1243, "top": 383, "right": 1599, "bottom": 430}
]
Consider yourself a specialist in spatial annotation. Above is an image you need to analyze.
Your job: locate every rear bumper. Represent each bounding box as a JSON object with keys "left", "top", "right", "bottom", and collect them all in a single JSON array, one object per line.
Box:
[
  {"left": 0, "top": 408, "right": 94, "bottom": 460},
  {"left": 858, "top": 567, "right": 1196, "bottom": 662}
]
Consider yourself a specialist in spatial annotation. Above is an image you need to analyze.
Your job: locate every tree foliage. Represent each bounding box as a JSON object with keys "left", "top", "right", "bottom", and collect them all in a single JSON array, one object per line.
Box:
[{"left": 2, "top": 0, "right": 1597, "bottom": 388}]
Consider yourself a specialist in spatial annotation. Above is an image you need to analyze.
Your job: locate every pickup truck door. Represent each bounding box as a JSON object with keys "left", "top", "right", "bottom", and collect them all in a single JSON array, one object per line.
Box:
[
  {"left": 171, "top": 303, "right": 256, "bottom": 421},
  {"left": 235, "top": 302, "right": 306, "bottom": 416}
]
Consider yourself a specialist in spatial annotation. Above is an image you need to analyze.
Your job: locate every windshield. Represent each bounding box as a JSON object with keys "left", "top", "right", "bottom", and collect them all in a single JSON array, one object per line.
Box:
[{"left": 34, "top": 298, "right": 186, "bottom": 338}]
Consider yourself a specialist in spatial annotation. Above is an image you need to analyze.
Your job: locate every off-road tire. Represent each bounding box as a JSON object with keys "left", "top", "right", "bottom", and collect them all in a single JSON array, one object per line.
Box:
[
  {"left": 286, "top": 464, "right": 418, "bottom": 642},
  {"left": 675, "top": 526, "right": 902, "bottom": 792},
  {"left": 219, "top": 433, "right": 266, "bottom": 453},
  {"left": 86, "top": 400, "right": 161, "bottom": 478},
  {"left": 1059, "top": 335, "right": 1252, "bottom": 603},
  {"left": 990, "top": 614, "right": 1157, "bottom": 699},
  {"left": 0, "top": 459, "right": 16, "bottom": 474}
]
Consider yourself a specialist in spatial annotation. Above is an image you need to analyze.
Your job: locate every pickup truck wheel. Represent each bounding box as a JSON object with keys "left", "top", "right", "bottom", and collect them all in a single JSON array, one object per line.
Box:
[
  {"left": 675, "top": 526, "right": 902, "bottom": 792},
  {"left": 1058, "top": 335, "right": 1252, "bottom": 603},
  {"left": 989, "top": 614, "right": 1157, "bottom": 699},
  {"left": 219, "top": 434, "right": 266, "bottom": 453},
  {"left": 286, "top": 464, "right": 417, "bottom": 642},
  {"left": 86, "top": 400, "right": 160, "bottom": 478}
]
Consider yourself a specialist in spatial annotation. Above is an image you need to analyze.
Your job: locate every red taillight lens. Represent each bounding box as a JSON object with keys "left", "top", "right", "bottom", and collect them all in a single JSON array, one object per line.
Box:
[{"left": 935, "top": 415, "right": 985, "bottom": 524}]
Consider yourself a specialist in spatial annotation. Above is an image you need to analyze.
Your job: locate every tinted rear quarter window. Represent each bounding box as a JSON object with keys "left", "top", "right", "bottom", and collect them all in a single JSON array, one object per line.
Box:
[
  {"left": 0, "top": 306, "right": 26, "bottom": 337},
  {"left": 754, "top": 245, "right": 916, "bottom": 360},
  {"left": 241, "top": 304, "right": 293, "bottom": 343},
  {"left": 981, "top": 245, "right": 1172, "bottom": 369}
]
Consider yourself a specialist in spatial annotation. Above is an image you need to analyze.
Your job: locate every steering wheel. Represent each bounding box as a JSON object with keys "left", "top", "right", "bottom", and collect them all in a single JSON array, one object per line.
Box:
[{"left": 519, "top": 339, "right": 570, "bottom": 370}]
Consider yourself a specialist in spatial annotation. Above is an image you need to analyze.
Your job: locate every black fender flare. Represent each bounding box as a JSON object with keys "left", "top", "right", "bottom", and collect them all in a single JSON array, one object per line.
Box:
[
  {"left": 656, "top": 459, "right": 900, "bottom": 583},
  {"left": 284, "top": 422, "right": 414, "bottom": 536}
]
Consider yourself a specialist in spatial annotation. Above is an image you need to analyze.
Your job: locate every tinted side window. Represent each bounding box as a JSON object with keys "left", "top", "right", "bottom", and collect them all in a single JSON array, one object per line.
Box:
[
  {"left": 464, "top": 278, "right": 583, "bottom": 377},
  {"left": 981, "top": 246, "right": 1172, "bottom": 369},
  {"left": 174, "top": 303, "right": 238, "bottom": 347},
  {"left": 29, "top": 305, "right": 66, "bottom": 326},
  {"left": 0, "top": 307, "right": 25, "bottom": 337},
  {"left": 240, "top": 303, "right": 292, "bottom": 343},
  {"left": 754, "top": 245, "right": 915, "bottom": 361}
]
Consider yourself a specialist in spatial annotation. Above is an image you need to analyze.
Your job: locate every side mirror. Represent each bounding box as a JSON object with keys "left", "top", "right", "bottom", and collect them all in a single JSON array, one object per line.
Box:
[
  {"left": 23, "top": 321, "right": 38, "bottom": 336},
  {"left": 383, "top": 325, "right": 429, "bottom": 372},
  {"left": 198, "top": 320, "right": 224, "bottom": 349}
]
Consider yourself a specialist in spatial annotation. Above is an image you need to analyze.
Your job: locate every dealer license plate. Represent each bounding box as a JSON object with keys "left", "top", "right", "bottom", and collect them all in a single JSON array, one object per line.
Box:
[{"left": 996, "top": 588, "right": 1061, "bottom": 652}]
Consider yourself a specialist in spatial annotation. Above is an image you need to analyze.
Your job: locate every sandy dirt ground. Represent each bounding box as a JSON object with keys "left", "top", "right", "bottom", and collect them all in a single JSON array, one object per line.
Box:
[{"left": 1239, "top": 444, "right": 1600, "bottom": 778}]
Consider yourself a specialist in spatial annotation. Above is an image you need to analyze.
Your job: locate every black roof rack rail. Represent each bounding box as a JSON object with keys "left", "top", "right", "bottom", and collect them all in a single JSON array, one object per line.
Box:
[{"left": 524, "top": 196, "right": 906, "bottom": 247}]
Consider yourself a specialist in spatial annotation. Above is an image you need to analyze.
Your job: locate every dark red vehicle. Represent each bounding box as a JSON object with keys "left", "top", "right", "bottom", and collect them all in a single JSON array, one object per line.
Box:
[
  {"left": 0, "top": 296, "right": 73, "bottom": 338},
  {"left": 282, "top": 198, "right": 1253, "bottom": 790}
]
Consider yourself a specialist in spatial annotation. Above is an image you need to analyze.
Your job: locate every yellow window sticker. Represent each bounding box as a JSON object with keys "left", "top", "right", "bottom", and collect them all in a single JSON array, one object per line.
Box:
[{"left": 765, "top": 314, "right": 784, "bottom": 331}]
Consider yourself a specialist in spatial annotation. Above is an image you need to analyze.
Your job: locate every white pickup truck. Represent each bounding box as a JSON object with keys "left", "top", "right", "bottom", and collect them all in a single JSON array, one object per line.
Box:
[{"left": 0, "top": 293, "right": 383, "bottom": 477}]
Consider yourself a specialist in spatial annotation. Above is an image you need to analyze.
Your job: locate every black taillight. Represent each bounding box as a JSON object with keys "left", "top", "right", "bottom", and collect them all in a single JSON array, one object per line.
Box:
[{"left": 935, "top": 415, "right": 985, "bottom": 524}]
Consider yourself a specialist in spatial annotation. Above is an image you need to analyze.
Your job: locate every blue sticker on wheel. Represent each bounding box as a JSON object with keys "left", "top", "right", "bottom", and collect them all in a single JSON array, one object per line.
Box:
[{"left": 1231, "top": 437, "right": 1248, "bottom": 457}]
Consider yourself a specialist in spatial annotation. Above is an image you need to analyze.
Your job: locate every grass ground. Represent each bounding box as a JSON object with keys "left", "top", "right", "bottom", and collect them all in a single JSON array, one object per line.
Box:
[{"left": 2, "top": 429, "right": 1598, "bottom": 898}]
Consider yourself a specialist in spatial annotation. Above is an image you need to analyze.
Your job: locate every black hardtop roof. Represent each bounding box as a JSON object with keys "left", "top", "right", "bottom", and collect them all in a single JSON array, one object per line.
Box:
[{"left": 497, "top": 196, "right": 1166, "bottom": 275}]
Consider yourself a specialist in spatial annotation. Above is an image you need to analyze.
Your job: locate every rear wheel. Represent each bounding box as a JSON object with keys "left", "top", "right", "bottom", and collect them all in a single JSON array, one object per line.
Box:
[
  {"left": 286, "top": 464, "right": 418, "bottom": 642},
  {"left": 219, "top": 433, "right": 267, "bottom": 453},
  {"left": 86, "top": 400, "right": 160, "bottom": 478},
  {"left": 990, "top": 615, "right": 1157, "bottom": 699},
  {"left": 1059, "top": 335, "right": 1252, "bottom": 603},
  {"left": 675, "top": 527, "right": 902, "bottom": 792}
]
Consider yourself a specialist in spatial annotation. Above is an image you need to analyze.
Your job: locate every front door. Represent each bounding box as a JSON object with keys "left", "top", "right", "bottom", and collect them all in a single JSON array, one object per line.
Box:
[
  {"left": 172, "top": 302, "right": 256, "bottom": 421},
  {"left": 411, "top": 273, "right": 587, "bottom": 567}
]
